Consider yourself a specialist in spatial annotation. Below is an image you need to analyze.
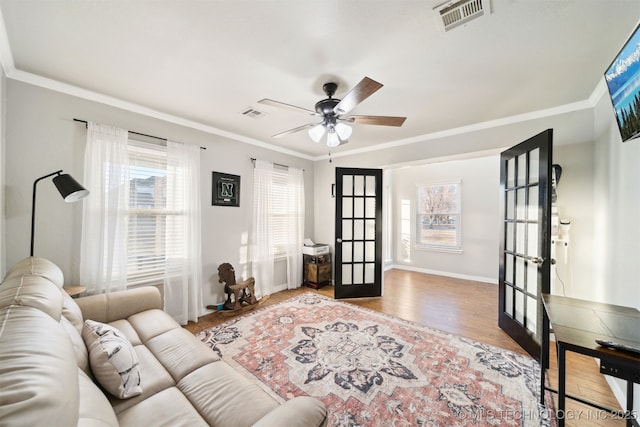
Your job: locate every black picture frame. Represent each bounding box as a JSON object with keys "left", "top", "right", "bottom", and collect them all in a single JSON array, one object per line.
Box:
[{"left": 212, "top": 172, "right": 240, "bottom": 207}]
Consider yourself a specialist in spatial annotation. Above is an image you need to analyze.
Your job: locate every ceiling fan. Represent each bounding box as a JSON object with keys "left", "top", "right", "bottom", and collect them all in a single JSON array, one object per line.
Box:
[{"left": 258, "top": 77, "right": 406, "bottom": 148}]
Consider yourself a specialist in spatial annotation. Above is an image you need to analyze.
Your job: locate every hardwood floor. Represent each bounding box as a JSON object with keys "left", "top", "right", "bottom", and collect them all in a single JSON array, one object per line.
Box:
[{"left": 184, "top": 269, "right": 626, "bottom": 426}]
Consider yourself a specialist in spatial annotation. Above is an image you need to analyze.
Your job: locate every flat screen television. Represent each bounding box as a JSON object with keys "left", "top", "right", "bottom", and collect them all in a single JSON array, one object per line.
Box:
[{"left": 604, "top": 23, "right": 640, "bottom": 143}]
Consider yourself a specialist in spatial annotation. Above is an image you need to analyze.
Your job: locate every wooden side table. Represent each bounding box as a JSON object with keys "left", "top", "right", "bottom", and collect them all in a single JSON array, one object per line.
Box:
[{"left": 63, "top": 285, "right": 87, "bottom": 298}]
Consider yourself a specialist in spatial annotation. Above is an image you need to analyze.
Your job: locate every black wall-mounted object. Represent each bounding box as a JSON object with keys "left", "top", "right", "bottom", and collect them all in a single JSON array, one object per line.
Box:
[{"left": 212, "top": 171, "right": 240, "bottom": 207}]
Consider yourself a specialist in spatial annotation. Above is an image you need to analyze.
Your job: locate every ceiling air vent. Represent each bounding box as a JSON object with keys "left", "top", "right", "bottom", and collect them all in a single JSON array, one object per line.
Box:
[
  {"left": 434, "top": 0, "right": 489, "bottom": 31},
  {"left": 240, "top": 107, "right": 267, "bottom": 119}
]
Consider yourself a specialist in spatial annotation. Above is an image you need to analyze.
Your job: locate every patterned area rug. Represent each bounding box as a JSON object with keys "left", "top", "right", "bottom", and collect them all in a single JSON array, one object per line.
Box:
[{"left": 196, "top": 293, "right": 550, "bottom": 426}]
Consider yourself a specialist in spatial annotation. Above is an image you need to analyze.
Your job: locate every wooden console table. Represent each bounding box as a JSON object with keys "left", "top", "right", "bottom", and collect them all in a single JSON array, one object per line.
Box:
[{"left": 540, "top": 294, "right": 640, "bottom": 427}]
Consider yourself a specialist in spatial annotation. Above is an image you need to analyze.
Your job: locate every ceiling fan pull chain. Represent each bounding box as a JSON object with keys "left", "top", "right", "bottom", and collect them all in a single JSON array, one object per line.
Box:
[{"left": 329, "top": 150, "right": 332, "bottom": 163}]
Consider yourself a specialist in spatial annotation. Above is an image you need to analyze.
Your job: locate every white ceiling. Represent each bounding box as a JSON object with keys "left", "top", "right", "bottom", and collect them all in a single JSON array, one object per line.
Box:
[{"left": 1, "top": 1, "right": 639, "bottom": 159}]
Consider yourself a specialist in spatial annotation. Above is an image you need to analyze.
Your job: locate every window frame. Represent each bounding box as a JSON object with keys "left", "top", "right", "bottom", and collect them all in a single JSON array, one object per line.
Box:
[{"left": 415, "top": 181, "right": 463, "bottom": 253}]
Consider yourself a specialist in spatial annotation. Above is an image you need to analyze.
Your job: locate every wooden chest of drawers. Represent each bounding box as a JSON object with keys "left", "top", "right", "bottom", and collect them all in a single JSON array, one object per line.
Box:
[{"left": 303, "top": 253, "right": 332, "bottom": 289}]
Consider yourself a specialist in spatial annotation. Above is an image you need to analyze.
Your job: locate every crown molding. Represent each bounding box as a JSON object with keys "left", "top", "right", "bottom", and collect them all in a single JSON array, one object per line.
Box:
[
  {"left": 0, "top": 8, "right": 607, "bottom": 165},
  {"left": 8, "top": 69, "right": 316, "bottom": 160},
  {"left": 316, "top": 93, "right": 603, "bottom": 162},
  {"left": 0, "top": 10, "right": 315, "bottom": 160},
  {"left": 3, "top": 65, "right": 606, "bottom": 166},
  {"left": 0, "top": 6, "right": 15, "bottom": 76}
]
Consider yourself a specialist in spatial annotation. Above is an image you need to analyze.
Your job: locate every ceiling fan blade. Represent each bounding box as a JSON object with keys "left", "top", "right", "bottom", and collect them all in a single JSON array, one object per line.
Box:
[
  {"left": 333, "top": 77, "right": 383, "bottom": 115},
  {"left": 271, "top": 123, "right": 316, "bottom": 138},
  {"left": 347, "top": 115, "right": 407, "bottom": 127},
  {"left": 258, "top": 98, "right": 317, "bottom": 115}
]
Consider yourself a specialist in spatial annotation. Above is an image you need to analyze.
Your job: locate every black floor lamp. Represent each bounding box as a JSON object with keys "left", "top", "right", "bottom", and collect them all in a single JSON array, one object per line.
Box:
[{"left": 31, "top": 170, "right": 90, "bottom": 257}]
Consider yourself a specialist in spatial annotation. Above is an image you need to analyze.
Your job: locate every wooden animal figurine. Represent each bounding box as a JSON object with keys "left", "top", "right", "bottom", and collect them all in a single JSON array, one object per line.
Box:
[{"left": 217, "top": 263, "right": 257, "bottom": 311}]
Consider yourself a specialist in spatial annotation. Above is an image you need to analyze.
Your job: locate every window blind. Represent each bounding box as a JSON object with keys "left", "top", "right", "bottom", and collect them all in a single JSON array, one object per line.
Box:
[
  {"left": 270, "top": 166, "right": 289, "bottom": 255},
  {"left": 126, "top": 141, "right": 184, "bottom": 285}
]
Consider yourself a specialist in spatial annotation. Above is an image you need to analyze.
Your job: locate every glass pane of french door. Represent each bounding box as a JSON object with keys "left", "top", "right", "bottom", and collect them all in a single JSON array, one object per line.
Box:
[{"left": 504, "top": 148, "right": 540, "bottom": 334}]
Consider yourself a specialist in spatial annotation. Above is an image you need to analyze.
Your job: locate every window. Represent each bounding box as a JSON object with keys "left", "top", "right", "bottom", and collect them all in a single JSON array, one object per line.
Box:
[
  {"left": 270, "top": 166, "right": 291, "bottom": 256},
  {"left": 251, "top": 159, "right": 304, "bottom": 295},
  {"left": 416, "top": 182, "right": 462, "bottom": 251},
  {"left": 126, "top": 140, "right": 182, "bottom": 285},
  {"left": 82, "top": 122, "right": 201, "bottom": 322}
]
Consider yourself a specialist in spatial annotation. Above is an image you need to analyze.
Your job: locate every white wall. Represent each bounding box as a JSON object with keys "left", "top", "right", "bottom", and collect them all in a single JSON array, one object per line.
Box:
[
  {"left": 0, "top": 71, "right": 5, "bottom": 276},
  {"left": 549, "top": 141, "right": 596, "bottom": 298},
  {"left": 3, "top": 80, "right": 315, "bottom": 309},
  {"left": 593, "top": 94, "right": 640, "bottom": 309},
  {"left": 592, "top": 87, "right": 640, "bottom": 414},
  {"left": 390, "top": 155, "right": 500, "bottom": 283},
  {"left": 312, "top": 109, "right": 596, "bottom": 283}
]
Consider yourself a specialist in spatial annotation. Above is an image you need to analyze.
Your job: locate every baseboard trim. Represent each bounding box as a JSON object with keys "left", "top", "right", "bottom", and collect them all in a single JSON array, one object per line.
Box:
[{"left": 385, "top": 264, "right": 496, "bottom": 285}]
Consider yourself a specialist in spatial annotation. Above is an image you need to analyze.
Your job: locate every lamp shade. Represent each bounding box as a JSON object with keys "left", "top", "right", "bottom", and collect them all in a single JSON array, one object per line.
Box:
[
  {"left": 52, "top": 173, "right": 90, "bottom": 202},
  {"left": 308, "top": 124, "right": 326, "bottom": 143},
  {"left": 335, "top": 122, "right": 352, "bottom": 140},
  {"left": 326, "top": 130, "right": 341, "bottom": 148}
]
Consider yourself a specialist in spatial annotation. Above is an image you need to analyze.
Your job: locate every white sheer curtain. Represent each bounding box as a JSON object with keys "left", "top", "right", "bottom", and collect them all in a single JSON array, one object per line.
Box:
[
  {"left": 285, "top": 166, "right": 305, "bottom": 289},
  {"left": 163, "top": 140, "right": 202, "bottom": 325},
  {"left": 80, "top": 124, "right": 203, "bottom": 325},
  {"left": 250, "top": 160, "right": 305, "bottom": 297},
  {"left": 80, "top": 122, "right": 130, "bottom": 294},
  {"left": 251, "top": 160, "right": 274, "bottom": 297}
]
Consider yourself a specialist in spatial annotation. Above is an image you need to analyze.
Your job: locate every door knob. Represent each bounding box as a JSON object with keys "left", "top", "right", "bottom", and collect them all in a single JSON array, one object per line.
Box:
[
  {"left": 530, "top": 256, "right": 544, "bottom": 265},
  {"left": 336, "top": 238, "right": 342, "bottom": 243}
]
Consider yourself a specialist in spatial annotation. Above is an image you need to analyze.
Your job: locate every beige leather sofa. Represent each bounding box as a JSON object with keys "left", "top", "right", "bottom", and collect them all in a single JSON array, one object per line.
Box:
[{"left": 0, "top": 257, "right": 327, "bottom": 427}]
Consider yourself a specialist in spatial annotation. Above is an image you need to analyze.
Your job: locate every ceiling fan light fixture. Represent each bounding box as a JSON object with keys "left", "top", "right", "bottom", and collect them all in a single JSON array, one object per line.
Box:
[
  {"left": 308, "top": 124, "right": 325, "bottom": 143},
  {"left": 335, "top": 122, "right": 352, "bottom": 140},
  {"left": 326, "top": 129, "right": 341, "bottom": 148},
  {"left": 259, "top": 77, "right": 405, "bottom": 148}
]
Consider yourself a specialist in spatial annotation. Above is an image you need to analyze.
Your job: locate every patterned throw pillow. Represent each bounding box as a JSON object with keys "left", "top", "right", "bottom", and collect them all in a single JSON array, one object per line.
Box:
[{"left": 81, "top": 319, "right": 142, "bottom": 399}]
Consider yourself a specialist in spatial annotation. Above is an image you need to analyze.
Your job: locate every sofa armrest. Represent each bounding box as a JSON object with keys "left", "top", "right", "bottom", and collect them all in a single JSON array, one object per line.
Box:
[
  {"left": 251, "top": 396, "right": 327, "bottom": 427},
  {"left": 75, "top": 287, "right": 162, "bottom": 323}
]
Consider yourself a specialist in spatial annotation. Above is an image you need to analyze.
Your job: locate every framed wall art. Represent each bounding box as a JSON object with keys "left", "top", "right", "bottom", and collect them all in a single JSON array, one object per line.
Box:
[{"left": 212, "top": 171, "right": 240, "bottom": 207}]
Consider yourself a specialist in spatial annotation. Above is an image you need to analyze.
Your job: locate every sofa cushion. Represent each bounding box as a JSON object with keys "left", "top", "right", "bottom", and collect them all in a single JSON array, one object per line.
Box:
[
  {"left": 178, "top": 361, "right": 279, "bottom": 426},
  {"left": 108, "top": 345, "right": 176, "bottom": 415},
  {"left": 60, "top": 315, "right": 91, "bottom": 375},
  {"left": 0, "top": 274, "right": 63, "bottom": 321},
  {"left": 82, "top": 320, "right": 142, "bottom": 399},
  {"left": 4, "top": 256, "right": 64, "bottom": 287},
  {"left": 107, "top": 319, "right": 143, "bottom": 346},
  {"left": 76, "top": 287, "right": 162, "bottom": 324},
  {"left": 62, "top": 291, "right": 85, "bottom": 333},
  {"left": 77, "top": 369, "right": 119, "bottom": 427},
  {"left": 145, "top": 327, "right": 220, "bottom": 381},
  {"left": 127, "top": 308, "right": 182, "bottom": 342},
  {"left": 116, "top": 387, "right": 208, "bottom": 427},
  {"left": 251, "top": 397, "right": 328, "bottom": 427},
  {"left": 0, "top": 305, "right": 79, "bottom": 426}
]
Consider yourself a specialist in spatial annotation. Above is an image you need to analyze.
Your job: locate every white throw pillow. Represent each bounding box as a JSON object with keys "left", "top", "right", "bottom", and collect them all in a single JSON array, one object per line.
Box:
[{"left": 81, "top": 319, "right": 142, "bottom": 399}]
